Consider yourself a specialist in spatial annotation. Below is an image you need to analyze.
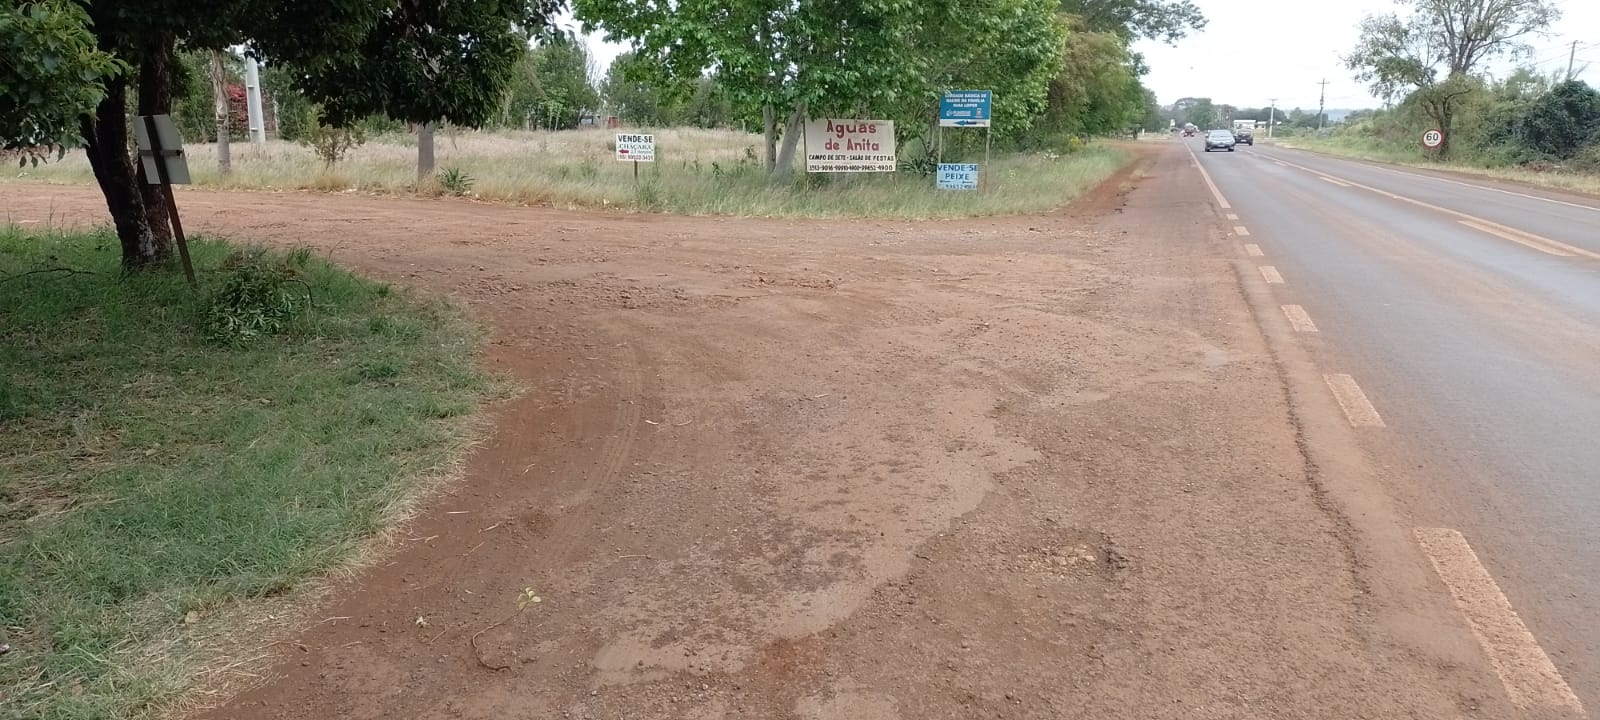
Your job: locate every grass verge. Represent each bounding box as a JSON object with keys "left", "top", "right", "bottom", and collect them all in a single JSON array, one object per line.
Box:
[
  {"left": 1271, "top": 136, "right": 1600, "bottom": 197},
  {"left": 0, "top": 228, "right": 490, "bottom": 719},
  {"left": 5, "top": 128, "right": 1131, "bottom": 218}
]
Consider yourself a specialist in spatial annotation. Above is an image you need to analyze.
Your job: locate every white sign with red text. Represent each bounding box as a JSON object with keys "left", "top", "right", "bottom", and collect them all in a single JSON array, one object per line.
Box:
[
  {"left": 615, "top": 133, "right": 655, "bottom": 162},
  {"left": 805, "top": 119, "right": 896, "bottom": 173}
]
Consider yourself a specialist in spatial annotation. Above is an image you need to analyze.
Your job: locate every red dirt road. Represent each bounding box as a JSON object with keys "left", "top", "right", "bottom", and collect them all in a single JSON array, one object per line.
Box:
[{"left": 3, "top": 144, "right": 1498, "bottom": 718}]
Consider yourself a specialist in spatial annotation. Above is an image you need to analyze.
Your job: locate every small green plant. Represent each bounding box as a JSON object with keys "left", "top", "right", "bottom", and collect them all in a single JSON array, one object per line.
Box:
[
  {"left": 633, "top": 178, "right": 664, "bottom": 210},
  {"left": 203, "top": 249, "right": 311, "bottom": 344},
  {"left": 299, "top": 118, "right": 367, "bottom": 167},
  {"left": 438, "top": 167, "right": 475, "bottom": 196}
]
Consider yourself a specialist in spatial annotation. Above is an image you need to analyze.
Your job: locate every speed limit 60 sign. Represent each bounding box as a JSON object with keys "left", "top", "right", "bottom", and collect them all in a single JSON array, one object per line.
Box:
[{"left": 1422, "top": 129, "right": 1444, "bottom": 149}]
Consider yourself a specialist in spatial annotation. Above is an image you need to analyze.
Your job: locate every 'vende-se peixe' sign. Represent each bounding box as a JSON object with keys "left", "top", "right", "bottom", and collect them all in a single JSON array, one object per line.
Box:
[{"left": 804, "top": 119, "right": 896, "bottom": 173}]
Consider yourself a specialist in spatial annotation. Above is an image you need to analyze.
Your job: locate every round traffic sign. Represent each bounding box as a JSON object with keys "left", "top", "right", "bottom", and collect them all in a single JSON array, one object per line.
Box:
[{"left": 1422, "top": 129, "right": 1444, "bottom": 149}]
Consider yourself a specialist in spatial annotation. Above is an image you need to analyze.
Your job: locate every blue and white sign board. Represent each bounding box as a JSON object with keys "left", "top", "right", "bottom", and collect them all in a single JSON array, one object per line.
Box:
[
  {"left": 939, "top": 91, "right": 992, "bottom": 127},
  {"left": 936, "top": 163, "right": 979, "bottom": 190}
]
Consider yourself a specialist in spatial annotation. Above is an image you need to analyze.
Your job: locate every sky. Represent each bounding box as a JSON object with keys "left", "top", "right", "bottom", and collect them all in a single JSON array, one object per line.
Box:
[
  {"left": 1133, "top": 0, "right": 1600, "bottom": 111},
  {"left": 562, "top": 1, "right": 1600, "bottom": 113}
]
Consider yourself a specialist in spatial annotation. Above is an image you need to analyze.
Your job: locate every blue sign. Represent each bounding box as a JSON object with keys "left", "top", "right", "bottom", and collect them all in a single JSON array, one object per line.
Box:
[
  {"left": 939, "top": 91, "right": 992, "bottom": 127},
  {"left": 936, "top": 163, "right": 979, "bottom": 191}
]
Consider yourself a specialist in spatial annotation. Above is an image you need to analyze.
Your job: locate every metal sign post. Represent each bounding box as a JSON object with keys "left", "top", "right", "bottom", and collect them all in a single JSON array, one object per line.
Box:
[
  {"left": 938, "top": 90, "right": 993, "bottom": 190},
  {"left": 135, "top": 114, "right": 196, "bottom": 287}
]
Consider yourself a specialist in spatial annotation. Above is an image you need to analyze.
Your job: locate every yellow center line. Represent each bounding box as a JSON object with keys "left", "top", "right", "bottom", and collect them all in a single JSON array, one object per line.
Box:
[
  {"left": 1317, "top": 176, "right": 1352, "bottom": 188},
  {"left": 1267, "top": 154, "right": 1600, "bottom": 261},
  {"left": 1458, "top": 220, "right": 1590, "bottom": 258},
  {"left": 1416, "top": 528, "right": 1586, "bottom": 715}
]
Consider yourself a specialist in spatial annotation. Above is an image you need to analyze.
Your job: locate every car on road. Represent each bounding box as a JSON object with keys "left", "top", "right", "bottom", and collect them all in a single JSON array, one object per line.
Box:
[
  {"left": 1203, "top": 130, "right": 1236, "bottom": 152},
  {"left": 1233, "top": 128, "right": 1254, "bottom": 146}
]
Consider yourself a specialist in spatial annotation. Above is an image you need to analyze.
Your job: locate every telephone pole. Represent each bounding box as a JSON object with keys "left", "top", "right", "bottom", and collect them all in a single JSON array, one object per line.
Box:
[
  {"left": 1317, "top": 78, "right": 1330, "bottom": 132},
  {"left": 1267, "top": 98, "right": 1277, "bottom": 138},
  {"left": 1569, "top": 40, "right": 1581, "bottom": 81}
]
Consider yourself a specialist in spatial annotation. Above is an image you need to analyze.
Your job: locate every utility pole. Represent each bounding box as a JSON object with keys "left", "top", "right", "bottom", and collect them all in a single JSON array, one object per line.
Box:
[
  {"left": 1569, "top": 40, "right": 1581, "bottom": 81},
  {"left": 1267, "top": 98, "right": 1277, "bottom": 139},
  {"left": 1317, "top": 79, "right": 1330, "bottom": 132},
  {"left": 244, "top": 56, "right": 266, "bottom": 144}
]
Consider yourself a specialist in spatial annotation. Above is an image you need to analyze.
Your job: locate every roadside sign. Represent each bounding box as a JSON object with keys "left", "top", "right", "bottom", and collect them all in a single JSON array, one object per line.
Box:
[
  {"left": 936, "top": 163, "right": 979, "bottom": 190},
  {"left": 133, "top": 114, "right": 196, "bottom": 286},
  {"left": 133, "top": 114, "right": 191, "bottom": 185},
  {"left": 615, "top": 133, "right": 655, "bottom": 162},
  {"left": 804, "top": 119, "right": 897, "bottom": 173},
  {"left": 939, "top": 90, "right": 992, "bottom": 127},
  {"left": 1422, "top": 129, "right": 1444, "bottom": 149}
]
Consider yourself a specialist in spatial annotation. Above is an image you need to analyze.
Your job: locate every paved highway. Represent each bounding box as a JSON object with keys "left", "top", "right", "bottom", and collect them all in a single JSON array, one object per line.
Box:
[{"left": 1190, "top": 136, "right": 1600, "bottom": 716}]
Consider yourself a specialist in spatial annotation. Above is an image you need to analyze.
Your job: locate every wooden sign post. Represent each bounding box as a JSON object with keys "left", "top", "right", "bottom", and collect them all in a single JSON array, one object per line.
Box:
[{"left": 135, "top": 114, "right": 197, "bottom": 287}]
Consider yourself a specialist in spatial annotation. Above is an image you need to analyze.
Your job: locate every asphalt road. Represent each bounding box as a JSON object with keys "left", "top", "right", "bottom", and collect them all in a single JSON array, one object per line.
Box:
[{"left": 1191, "top": 136, "right": 1600, "bottom": 715}]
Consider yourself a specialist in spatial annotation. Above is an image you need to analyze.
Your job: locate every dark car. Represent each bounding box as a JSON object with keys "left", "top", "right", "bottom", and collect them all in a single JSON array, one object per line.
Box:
[
  {"left": 1234, "top": 128, "right": 1254, "bottom": 145},
  {"left": 1203, "top": 130, "right": 1236, "bottom": 152}
]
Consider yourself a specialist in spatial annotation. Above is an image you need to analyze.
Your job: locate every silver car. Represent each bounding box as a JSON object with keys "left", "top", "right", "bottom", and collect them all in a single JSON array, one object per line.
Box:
[{"left": 1203, "top": 129, "right": 1236, "bottom": 152}]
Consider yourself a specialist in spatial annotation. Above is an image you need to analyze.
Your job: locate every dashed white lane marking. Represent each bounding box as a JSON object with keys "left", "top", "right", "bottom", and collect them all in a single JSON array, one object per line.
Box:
[
  {"left": 1259, "top": 266, "right": 1285, "bottom": 284},
  {"left": 1457, "top": 219, "right": 1598, "bottom": 259},
  {"left": 1225, "top": 213, "right": 1240, "bottom": 220},
  {"left": 1234, "top": 226, "right": 1251, "bottom": 236},
  {"left": 1317, "top": 175, "right": 1352, "bottom": 188},
  {"left": 1415, "top": 528, "right": 1587, "bottom": 715},
  {"left": 1244, "top": 243, "right": 1264, "bottom": 257},
  {"left": 1323, "top": 373, "right": 1385, "bottom": 427},
  {"left": 1281, "top": 305, "right": 1318, "bottom": 332}
]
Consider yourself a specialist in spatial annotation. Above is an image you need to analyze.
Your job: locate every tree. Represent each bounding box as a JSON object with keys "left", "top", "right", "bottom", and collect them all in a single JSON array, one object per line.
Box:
[
  {"left": 0, "top": 1, "right": 125, "bottom": 161},
  {"left": 513, "top": 37, "right": 600, "bottom": 130},
  {"left": 600, "top": 52, "right": 685, "bottom": 126},
  {"left": 1521, "top": 80, "right": 1600, "bottom": 159},
  {"left": 576, "top": 1, "right": 962, "bottom": 179},
  {"left": 2, "top": 0, "right": 560, "bottom": 269},
  {"left": 1345, "top": 0, "right": 1559, "bottom": 157},
  {"left": 1183, "top": 98, "right": 1216, "bottom": 128},
  {"left": 1059, "top": 0, "right": 1206, "bottom": 44},
  {"left": 1041, "top": 30, "right": 1147, "bottom": 139}
]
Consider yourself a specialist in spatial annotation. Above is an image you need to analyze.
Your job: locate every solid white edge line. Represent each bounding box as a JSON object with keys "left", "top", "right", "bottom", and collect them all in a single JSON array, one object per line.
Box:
[
  {"left": 1415, "top": 528, "right": 1586, "bottom": 715},
  {"left": 1187, "top": 144, "right": 1233, "bottom": 210},
  {"left": 1346, "top": 157, "right": 1600, "bottom": 214}
]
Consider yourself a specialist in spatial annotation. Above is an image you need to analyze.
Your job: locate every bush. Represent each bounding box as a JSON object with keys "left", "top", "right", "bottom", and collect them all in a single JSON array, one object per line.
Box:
[
  {"left": 299, "top": 118, "right": 367, "bottom": 167},
  {"left": 438, "top": 167, "right": 475, "bottom": 196},
  {"left": 203, "top": 248, "right": 312, "bottom": 344}
]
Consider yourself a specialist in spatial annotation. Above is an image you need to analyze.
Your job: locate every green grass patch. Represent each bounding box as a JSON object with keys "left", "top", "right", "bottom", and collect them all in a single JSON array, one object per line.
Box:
[
  {"left": 5, "top": 128, "right": 1131, "bottom": 218},
  {"left": 0, "top": 228, "right": 490, "bottom": 719}
]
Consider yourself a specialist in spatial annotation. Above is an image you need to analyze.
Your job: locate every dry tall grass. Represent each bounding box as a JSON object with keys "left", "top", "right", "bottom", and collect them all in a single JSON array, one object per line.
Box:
[{"left": 9, "top": 127, "right": 1130, "bottom": 218}]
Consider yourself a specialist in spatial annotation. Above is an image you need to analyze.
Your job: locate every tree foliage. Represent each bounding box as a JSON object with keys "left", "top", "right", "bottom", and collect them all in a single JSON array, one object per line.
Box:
[
  {"left": 1345, "top": 0, "right": 1559, "bottom": 156},
  {"left": 0, "top": 0, "right": 562, "bottom": 268},
  {"left": 503, "top": 37, "right": 600, "bottom": 130},
  {"left": 0, "top": 1, "right": 125, "bottom": 157},
  {"left": 1059, "top": 0, "right": 1206, "bottom": 44}
]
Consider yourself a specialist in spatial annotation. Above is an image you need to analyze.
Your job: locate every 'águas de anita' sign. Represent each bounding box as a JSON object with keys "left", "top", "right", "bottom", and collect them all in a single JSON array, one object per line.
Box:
[{"left": 804, "top": 119, "right": 896, "bottom": 173}]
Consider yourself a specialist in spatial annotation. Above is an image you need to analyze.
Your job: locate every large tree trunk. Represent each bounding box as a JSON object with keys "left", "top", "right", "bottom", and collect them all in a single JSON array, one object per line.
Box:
[
  {"left": 211, "top": 50, "right": 232, "bottom": 174},
  {"left": 771, "top": 103, "right": 806, "bottom": 181},
  {"left": 80, "top": 77, "right": 161, "bottom": 269},
  {"left": 136, "top": 40, "right": 176, "bottom": 253},
  {"left": 417, "top": 122, "right": 436, "bottom": 180}
]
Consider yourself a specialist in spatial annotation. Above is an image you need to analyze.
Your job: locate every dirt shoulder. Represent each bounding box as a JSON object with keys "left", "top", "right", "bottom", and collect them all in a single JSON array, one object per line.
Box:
[{"left": 4, "top": 149, "right": 1486, "bottom": 718}]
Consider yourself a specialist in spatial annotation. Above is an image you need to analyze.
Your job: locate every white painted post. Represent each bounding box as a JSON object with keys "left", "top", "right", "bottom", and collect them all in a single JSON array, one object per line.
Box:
[{"left": 245, "top": 57, "right": 266, "bottom": 144}]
